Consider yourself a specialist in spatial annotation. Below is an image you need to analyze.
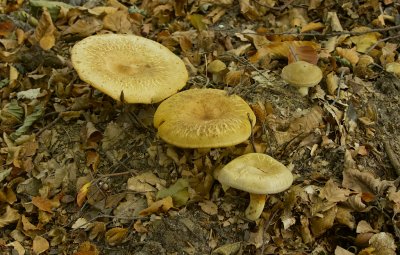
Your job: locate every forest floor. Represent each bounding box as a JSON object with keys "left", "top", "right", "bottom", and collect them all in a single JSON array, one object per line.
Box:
[{"left": 1, "top": 0, "right": 400, "bottom": 254}]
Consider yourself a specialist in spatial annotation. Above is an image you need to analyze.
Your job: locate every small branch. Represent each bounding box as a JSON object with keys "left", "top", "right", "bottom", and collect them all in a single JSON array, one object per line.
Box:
[
  {"left": 248, "top": 113, "right": 256, "bottom": 153},
  {"left": 384, "top": 140, "right": 400, "bottom": 176},
  {"left": 214, "top": 24, "right": 400, "bottom": 37}
]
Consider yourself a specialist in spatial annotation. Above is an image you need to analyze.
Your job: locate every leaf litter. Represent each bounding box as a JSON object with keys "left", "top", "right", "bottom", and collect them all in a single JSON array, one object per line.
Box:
[{"left": 0, "top": 0, "right": 400, "bottom": 254}]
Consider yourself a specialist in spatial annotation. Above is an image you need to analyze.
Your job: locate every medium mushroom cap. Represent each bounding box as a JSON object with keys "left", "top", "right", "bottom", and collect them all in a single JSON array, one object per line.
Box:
[
  {"left": 153, "top": 88, "right": 256, "bottom": 148},
  {"left": 71, "top": 34, "right": 188, "bottom": 104},
  {"left": 281, "top": 60, "right": 323, "bottom": 88},
  {"left": 214, "top": 153, "right": 293, "bottom": 194}
]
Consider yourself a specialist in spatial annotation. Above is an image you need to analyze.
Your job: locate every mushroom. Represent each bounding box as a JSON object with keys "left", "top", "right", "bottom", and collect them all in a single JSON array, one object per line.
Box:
[
  {"left": 153, "top": 88, "right": 256, "bottom": 148},
  {"left": 213, "top": 153, "right": 293, "bottom": 221},
  {"left": 71, "top": 34, "right": 188, "bottom": 104},
  {"left": 207, "top": 59, "right": 227, "bottom": 83},
  {"left": 281, "top": 60, "right": 323, "bottom": 96}
]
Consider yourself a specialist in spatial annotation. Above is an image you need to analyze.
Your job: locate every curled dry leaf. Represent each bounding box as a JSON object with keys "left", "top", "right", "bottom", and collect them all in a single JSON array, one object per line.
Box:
[
  {"left": 76, "top": 182, "right": 91, "bottom": 208},
  {"left": 366, "top": 232, "right": 396, "bottom": 255},
  {"left": 105, "top": 227, "right": 128, "bottom": 246},
  {"left": 310, "top": 206, "right": 337, "bottom": 238},
  {"left": 0, "top": 205, "right": 20, "bottom": 228},
  {"left": 34, "top": 9, "right": 55, "bottom": 50}
]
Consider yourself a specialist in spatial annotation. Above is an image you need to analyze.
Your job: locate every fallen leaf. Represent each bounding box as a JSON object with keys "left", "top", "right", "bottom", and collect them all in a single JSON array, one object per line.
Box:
[
  {"left": 367, "top": 232, "right": 396, "bottom": 255},
  {"left": 139, "top": 196, "right": 174, "bottom": 216},
  {"left": 105, "top": 227, "right": 128, "bottom": 246},
  {"left": 32, "top": 236, "right": 49, "bottom": 255},
  {"left": 6, "top": 241, "right": 25, "bottom": 255},
  {"left": 310, "top": 206, "right": 337, "bottom": 238},
  {"left": 77, "top": 182, "right": 91, "bottom": 208},
  {"left": 32, "top": 196, "right": 60, "bottom": 213},
  {"left": 34, "top": 9, "right": 55, "bottom": 50},
  {"left": 73, "top": 241, "right": 100, "bottom": 255},
  {"left": 0, "top": 205, "right": 20, "bottom": 228},
  {"left": 199, "top": 200, "right": 218, "bottom": 215},
  {"left": 156, "top": 178, "right": 189, "bottom": 207}
]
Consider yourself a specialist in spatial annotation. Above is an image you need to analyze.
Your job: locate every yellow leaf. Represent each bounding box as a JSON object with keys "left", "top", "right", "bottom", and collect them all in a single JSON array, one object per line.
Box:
[
  {"left": 139, "top": 196, "right": 174, "bottom": 216},
  {"left": 77, "top": 182, "right": 91, "bottom": 208},
  {"left": 189, "top": 14, "right": 207, "bottom": 31},
  {"left": 32, "top": 236, "right": 49, "bottom": 255},
  {"left": 336, "top": 47, "right": 359, "bottom": 66},
  {"left": 105, "top": 227, "right": 128, "bottom": 246},
  {"left": 34, "top": 8, "right": 55, "bottom": 50}
]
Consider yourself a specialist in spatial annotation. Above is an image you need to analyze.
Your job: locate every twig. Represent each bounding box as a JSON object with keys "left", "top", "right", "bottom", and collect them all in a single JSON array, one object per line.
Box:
[
  {"left": 365, "top": 33, "right": 400, "bottom": 54},
  {"left": 384, "top": 140, "right": 400, "bottom": 176},
  {"left": 35, "top": 114, "right": 62, "bottom": 136},
  {"left": 214, "top": 24, "right": 400, "bottom": 37},
  {"left": 252, "top": 0, "right": 295, "bottom": 11}
]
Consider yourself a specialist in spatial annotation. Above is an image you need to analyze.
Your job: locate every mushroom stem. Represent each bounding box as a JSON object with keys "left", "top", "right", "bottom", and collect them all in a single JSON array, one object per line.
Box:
[
  {"left": 245, "top": 193, "right": 267, "bottom": 221},
  {"left": 297, "top": 87, "right": 309, "bottom": 96}
]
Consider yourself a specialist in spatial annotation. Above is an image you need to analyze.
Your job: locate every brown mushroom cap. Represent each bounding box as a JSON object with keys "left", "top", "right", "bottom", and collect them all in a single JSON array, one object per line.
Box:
[
  {"left": 208, "top": 60, "right": 226, "bottom": 74},
  {"left": 153, "top": 89, "right": 256, "bottom": 148},
  {"left": 281, "top": 60, "right": 323, "bottom": 88},
  {"left": 214, "top": 153, "right": 293, "bottom": 194},
  {"left": 71, "top": 34, "right": 188, "bottom": 104}
]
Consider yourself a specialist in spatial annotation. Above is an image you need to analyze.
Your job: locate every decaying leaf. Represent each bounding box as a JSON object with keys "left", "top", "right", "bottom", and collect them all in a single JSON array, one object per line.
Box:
[
  {"left": 127, "top": 172, "right": 165, "bottom": 193},
  {"left": 156, "top": 178, "right": 189, "bottom": 207},
  {"left": 105, "top": 227, "right": 128, "bottom": 246},
  {"left": 73, "top": 241, "right": 100, "bottom": 255},
  {"left": 34, "top": 8, "right": 56, "bottom": 50},
  {"left": 310, "top": 206, "right": 337, "bottom": 238},
  {"left": 32, "top": 196, "right": 60, "bottom": 213}
]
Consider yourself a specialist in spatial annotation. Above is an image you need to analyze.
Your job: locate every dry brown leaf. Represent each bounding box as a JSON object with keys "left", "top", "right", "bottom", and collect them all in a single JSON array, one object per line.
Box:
[
  {"left": 335, "top": 206, "right": 355, "bottom": 229},
  {"left": 62, "top": 17, "right": 103, "bottom": 37},
  {"left": 21, "top": 215, "right": 37, "bottom": 231},
  {"left": 0, "top": 186, "right": 17, "bottom": 204},
  {"left": 336, "top": 47, "right": 359, "bottom": 66},
  {"left": 73, "top": 241, "right": 100, "bottom": 255},
  {"left": 250, "top": 41, "right": 320, "bottom": 62},
  {"left": 7, "top": 241, "right": 25, "bottom": 255},
  {"left": 0, "top": 205, "right": 20, "bottom": 228},
  {"left": 139, "top": 196, "right": 174, "bottom": 216},
  {"left": 32, "top": 236, "right": 49, "bottom": 255},
  {"left": 342, "top": 167, "right": 393, "bottom": 195},
  {"left": 349, "top": 27, "right": 380, "bottom": 53},
  {"left": 76, "top": 182, "right": 91, "bottom": 208},
  {"left": 199, "top": 200, "right": 218, "bottom": 215},
  {"left": 319, "top": 179, "right": 350, "bottom": 203},
  {"left": 32, "top": 196, "right": 60, "bottom": 213},
  {"left": 189, "top": 14, "right": 207, "bottom": 31},
  {"left": 287, "top": 45, "right": 319, "bottom": 64},
  {"left": 127, "top": 172, "right": 165, "bottom": 193},
  {"left": 301, "top": 22, "right": 324, "bottom": 32},
  {"left": 105, "top": 227, "right": 128, "bottom": 246},
  {"left": 334, "top": 246, "right": 355, "bottom": 255},
  {"left": 34, "top": 9, "right": 56, "bottom": 50},
  {"left": 367, "top": 232, "right": 396, "bottom": 255},
  {"left": 86, "top": 151, "right": 100, "bottom": 172},
  {"left": 0, "top": 21, "right": 15, "bottom": 37},
  {"left": 326, "top": 12, "right": 343, "bottom": 31},
  {"left": 88, "top": 221, "right": 106, "bottom": 240},
  {"left": 310, "top": 206, "right": 337, "bottom": 238},
  {"left": 103, "top": 10, "right": 132, "bottom": 33}
]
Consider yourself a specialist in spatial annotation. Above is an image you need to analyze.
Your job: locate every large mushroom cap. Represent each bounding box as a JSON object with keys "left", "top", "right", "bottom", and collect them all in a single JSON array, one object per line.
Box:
[
  {"left": 71, "top": 34, "right": 188, "bottom": 104},
  {"left": 153, "top": 88, "right": 256, "bottom": 148},
  {"left": 281, "top": 60, "right": 323, "bottom": 88},
  {"left": 214, "top": 153, "right": 293, "bottom": 194}
]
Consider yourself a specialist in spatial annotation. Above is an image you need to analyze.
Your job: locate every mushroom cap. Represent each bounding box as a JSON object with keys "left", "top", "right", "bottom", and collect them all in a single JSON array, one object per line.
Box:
[
  {"left": 214, "top": 153, "right": 293, "bottom": 194},
  {"left": 153, "top": 88, "right": 256, "bottom": 148},
  {"left": 208, "top": 60, "right": 226, "bottom": 73},
  {"left": 281, "top": 61, "right": 323, "bottom": 88},
  {"left": 71, "top": 34, "right": 188, "bottom": 104}
]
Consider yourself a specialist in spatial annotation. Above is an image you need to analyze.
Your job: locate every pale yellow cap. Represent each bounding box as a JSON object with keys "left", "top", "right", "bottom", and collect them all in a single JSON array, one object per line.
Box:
[
  {"left": 214, "top": 153, "right": 293, "bottom": 194},
  {"left": 71, "top": 34, "right": 188, "bottom": 104},
  {"left": 153, "top": 89, "right": 256, "bottom": 148}
]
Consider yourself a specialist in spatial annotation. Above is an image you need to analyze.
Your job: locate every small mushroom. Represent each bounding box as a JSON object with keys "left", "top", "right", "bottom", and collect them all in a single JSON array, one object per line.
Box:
[
  {"left": 153, "top": 88, "right": 256, "bottom": 148},
  {"left": 207, "top": 59, "right": 227, "bottom": 83},
  {"left": 214, "top": 153, "right": 293, "bottom": 221},
  {"left": 71, "top": 34, "right": 188, "bottom": 104},
  {"left": 281, "top": 60, "right": 323, "bottom": 96}
]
